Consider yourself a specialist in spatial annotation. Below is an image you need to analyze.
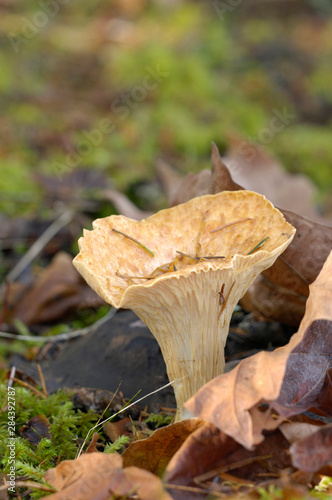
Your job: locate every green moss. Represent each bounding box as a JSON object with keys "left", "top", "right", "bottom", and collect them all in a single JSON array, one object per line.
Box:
[
  {"left": 145, "top": 413, "right": 173, "bottom": 429},
  {"left": 0, "top": 381, "right": 98, "bottom": 497},
  {"left": 104, "top": 435, "right": 130, "bottom": 454}
]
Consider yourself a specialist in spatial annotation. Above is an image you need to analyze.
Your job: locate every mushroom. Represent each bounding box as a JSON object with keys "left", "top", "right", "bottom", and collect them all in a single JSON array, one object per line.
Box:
[{"left": 73, "top": 190, "right": 295, "bottom": 421}]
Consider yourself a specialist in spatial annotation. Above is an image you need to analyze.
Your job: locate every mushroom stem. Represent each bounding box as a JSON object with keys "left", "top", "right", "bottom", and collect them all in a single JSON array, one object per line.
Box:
[{"left": 127, "top": 264, "right": 259, "bottom": 421}]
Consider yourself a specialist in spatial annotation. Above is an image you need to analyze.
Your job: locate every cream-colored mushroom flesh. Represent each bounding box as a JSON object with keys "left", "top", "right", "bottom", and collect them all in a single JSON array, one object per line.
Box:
[{"left": 73, "top": 191, "right": 295, "bottom": 420}]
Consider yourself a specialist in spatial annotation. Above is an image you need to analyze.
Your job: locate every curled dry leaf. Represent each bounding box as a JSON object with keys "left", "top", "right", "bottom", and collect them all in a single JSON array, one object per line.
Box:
[
  {"left": 169, "top": 169, "right": 212, "bottom": 207},
  {"left": 165, "top": 422, "right": 291, "bottom": 500},
  {"left": 171, "top": 142, "right": 332, "bottom": 325},
  {"left": 185, "top": 250, "right": 332, "bottom": 450},
  {"left": 45, "top": 452, "right": 172, "bottom": 500},
  {"left": 104, "top": 417, "right": 131, "bottom": 442},
  {"left": 122, "top": 418, "right": 205, "bottom": 477},
  {"left": 213, "top": 144, "right": 332, "bottom": 325},
  {"left": 273, "top": 321, "right": 332, "bottom": 418},
  {"left": 165, "top": 422, "right": 240, "bottom": 498},
  {"left": 86, "top": 432, "right": 100, "bottom": 453},
  {"left": 119, "top": 467, "right": 173, "bottom": 500},
  {"left": 214, "top": 145, "right": 332, "bottom": 325},
  {"left": 223, "top": 135, "right": 325, "bottom": 223},
  {"left": 280, "top": 420, "right": 324, "bottom": 445},
  {"left": 239, "top": 275, "right": 307, "bottom": 326},
  {"left": 20, "top": 414, "right": 51, "bottom": 446},
  {"left": 290, "top": 424, "right": 332, "bottom": 473},
  {"left": 44, "top": 453, "right": 122, "bottom": 494}
]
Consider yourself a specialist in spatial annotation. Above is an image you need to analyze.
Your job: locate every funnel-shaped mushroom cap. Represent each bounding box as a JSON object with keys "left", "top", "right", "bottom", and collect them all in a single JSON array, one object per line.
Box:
[{"left": 74, "top": 191, "right": 295, "bottom": 420}]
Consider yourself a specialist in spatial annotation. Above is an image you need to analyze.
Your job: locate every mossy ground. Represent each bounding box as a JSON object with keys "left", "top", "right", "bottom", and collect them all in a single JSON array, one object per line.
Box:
[
  {"left": 0, "top": 382, "right": 98, "bottom": 498},
  {"left": 1, "top": 1, "right": 332, "bottom": 215}
]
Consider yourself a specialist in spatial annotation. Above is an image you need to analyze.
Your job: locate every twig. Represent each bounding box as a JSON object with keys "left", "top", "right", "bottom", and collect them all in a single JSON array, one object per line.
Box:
[
  {"left": 159, "top": 406, "right": 176, "bottom": 412},
  {"left": 37, "top": 364, "right": 48, "bottom": 397},
  {"left": 112, "top": 228, "right": 154, "bottom": 257},
  {"left": 0, "top": 307, "right": 116, "bottom": 343},
  {"left": 164, "top": 483, "right": 223, "bottom": 496},
  {"left": 194, "top": 455, "right": 272, "bottom": 485},
  {"left": 12, "top": 377, "right": 46, "bottom": 398},
  {"left": 176, "top": 251, "right": 225, "bottom": 261},
  {"left": 0, "top": 481, "right": 56, "bottom": 494},
  {"left": 210, "top": 218, "right": 253, "bottom": 234}
]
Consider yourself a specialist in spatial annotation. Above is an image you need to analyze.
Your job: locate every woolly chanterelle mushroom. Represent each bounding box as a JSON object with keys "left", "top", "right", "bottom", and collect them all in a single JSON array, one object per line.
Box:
[{"left": 73, "top": 191, "right": 295, "bottom": 420}]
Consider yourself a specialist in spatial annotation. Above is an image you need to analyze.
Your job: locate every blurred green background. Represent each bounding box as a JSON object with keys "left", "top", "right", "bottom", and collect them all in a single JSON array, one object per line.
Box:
[{"left": 1, "top": 0, "right": 332, "bottom": 216}]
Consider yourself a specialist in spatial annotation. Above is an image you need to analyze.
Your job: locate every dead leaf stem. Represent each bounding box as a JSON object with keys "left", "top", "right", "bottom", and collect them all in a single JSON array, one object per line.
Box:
[
  {"left": 12, "top": 377, "right": 46, "bottom": 398},
  {"left": 37, "top": 363, "right": 48, "bottom": 397},
  {"left": 0, "top": 481, "right": 56, "bottom": 494},
  {"left": 176, "top": 251, "right": 225, "bottom": 261},
  {"left": 194, "top": 454, "right": 273, "bottom": 485},
  {"left": 0, "top": 308, "right": 116, "bottom": 343}
]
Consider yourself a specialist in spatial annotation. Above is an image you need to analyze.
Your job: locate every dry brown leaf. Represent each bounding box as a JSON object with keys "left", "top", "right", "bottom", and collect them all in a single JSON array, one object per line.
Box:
[
  {"left": 169, "top": 169, "right": 212, "bottom": 207},
  {"left": 211, "top": 142, "right": 242, "bottom": 194},
  {"left": 290, "top": 424, "right": 332, "bottom": 472},
  {"left": 165, "top": 422, "right": 240, "bottom": 497},
  {"left": 185, "top": 250, "right": 332, "bottom": 450},
  {"left": 240, "top": 275, "right": 307, "bottom": 326},
  {"left": 272, "top": 323, "right": 332, "bottom": 419},
  {"left": 45, "top": 452, "right": 122, "bottom": 495},
  {"left": 104, "top": 417, "right": 131, "bottom": 442},
  {"left": 86, "top": 432, "right": 100, "bottom": 453},
  {"left": 263, "top": 208, "right": 332, "bottom": 297},
  {"left": 119, "top": 467, "right": 173, "bottom": 500},
  {"left": 170, "top": 143, "right": 332, "bottom": 325},
  {"left": 211, "top": 143, "right": 332, "bottom": 296},
  {"left": 8, "top": 252, "right": 104, "bottom": 326},
  {"left": 19, "top": 414, "right": 51, "bottom": 446},
  {"left": 123, "top": 418, "right": 204, "bottom": 477},
  {"left": 246, "top": 210, "right": 332, "bottom": 324},
  {"left": 45, "top": 452, "right": 172, "bottom": 500},
  {"left": 223, "top": 136, "right": 325, "bottom": 223},
  {"left": 165, "top": 422, "right": 291, "bottom": 500},
  {"left": 280, "top": 421, "right": 323, "bottom": 445}
]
